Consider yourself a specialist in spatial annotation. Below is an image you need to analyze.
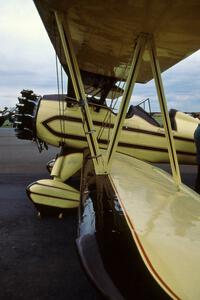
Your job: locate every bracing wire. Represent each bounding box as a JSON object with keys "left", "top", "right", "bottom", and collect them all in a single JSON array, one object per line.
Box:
[
  {"left": 53, "top": 16, "right": 64, "bottom": 145},
  {"left": 60, "top": 62, "right": 66, "bottom": 139},
  {"left": 55, "top": 30, "right": 67, "bottom": 146},
  {"left": 55, "top": 52, "right": 64, "bottom": 144},
  {"left": 53, "top": 14, "right": 67, "bottom": 151}
]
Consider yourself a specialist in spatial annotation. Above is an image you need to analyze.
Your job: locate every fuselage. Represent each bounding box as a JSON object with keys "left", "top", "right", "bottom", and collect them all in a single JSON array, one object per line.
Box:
[{"left": 33, "top": 95, "right": 198, "bottom": 164}]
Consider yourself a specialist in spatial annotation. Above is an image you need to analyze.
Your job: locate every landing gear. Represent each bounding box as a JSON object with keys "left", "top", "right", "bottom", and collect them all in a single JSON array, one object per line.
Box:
[{"left": 27, "top": 152, "right": 83, "bottom": 217}]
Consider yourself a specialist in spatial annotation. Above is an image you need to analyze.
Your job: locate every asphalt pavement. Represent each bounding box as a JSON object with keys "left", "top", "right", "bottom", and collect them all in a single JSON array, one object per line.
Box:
[{"left": 0, "top": 128, "right": 102, "bottom": 300}]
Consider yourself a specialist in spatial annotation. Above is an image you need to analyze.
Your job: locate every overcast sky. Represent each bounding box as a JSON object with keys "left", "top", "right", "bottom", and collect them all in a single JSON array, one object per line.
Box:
[{"left": 1, "top": 0, "right": 200, "bottom": 112}]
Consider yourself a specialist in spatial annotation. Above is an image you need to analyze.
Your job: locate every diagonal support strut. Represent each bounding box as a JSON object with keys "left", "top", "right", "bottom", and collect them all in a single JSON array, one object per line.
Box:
[
  {"left": 54, "top": 11, "right": 105, "bottom": 175},
  {"left": 105, "top": 33, "right": 181, "bottom": 187},
  {"left": 54, "top": 16, "right": 181, "bottom": 187},
  {"left": 105, "top": 33, "right": 148, "bottom": 171},
  {"left": 147, "top": 36, "right": 181, "bottom": 187}
]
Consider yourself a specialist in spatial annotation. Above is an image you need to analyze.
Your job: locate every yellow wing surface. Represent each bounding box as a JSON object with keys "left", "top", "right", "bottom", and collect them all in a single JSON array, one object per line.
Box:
[
  {"left": 34, "top": 0, "right": 200, "bottom": 82},
  {"left": 111, "top": 153, "right": 200, "bottom": 299}
]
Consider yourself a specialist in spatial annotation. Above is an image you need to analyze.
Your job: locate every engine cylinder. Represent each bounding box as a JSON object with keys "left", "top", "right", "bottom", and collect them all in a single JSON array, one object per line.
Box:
[{"left": 14, "top": 89, "right": 40, "bottom": 140}]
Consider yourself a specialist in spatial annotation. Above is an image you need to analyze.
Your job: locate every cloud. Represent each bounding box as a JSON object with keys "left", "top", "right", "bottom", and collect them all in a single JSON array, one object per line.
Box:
[
  {"left": 130, "top": 50, "right": 200, "bottom": 112},
  {"left": 0, "top": 0, "right": 58, "bottom": 107}
]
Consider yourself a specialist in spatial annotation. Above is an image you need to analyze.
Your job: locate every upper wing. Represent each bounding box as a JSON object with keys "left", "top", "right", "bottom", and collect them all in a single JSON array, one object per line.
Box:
[{"left": 34, "top": 0, "right": 200, "bottom": 83}]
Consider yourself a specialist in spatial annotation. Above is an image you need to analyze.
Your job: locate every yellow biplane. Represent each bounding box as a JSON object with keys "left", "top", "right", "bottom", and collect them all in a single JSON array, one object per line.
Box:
[
  {"left": 17, "top": 1, "right": 200, "bottom": 299},
  {"left": 15, "top": 90, "right": 199, "bottom": 164}
]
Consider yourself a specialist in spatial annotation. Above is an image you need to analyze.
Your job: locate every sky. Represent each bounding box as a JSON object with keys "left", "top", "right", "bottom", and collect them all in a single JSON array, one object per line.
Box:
[{"left": 1, "top": 0, "right": 200, "bottom": 112}]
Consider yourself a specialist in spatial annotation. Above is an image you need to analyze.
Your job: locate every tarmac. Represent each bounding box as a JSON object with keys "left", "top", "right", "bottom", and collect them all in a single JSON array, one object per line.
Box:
[{"left": 0, "top": 128, "right": 198, "bottom": 300}]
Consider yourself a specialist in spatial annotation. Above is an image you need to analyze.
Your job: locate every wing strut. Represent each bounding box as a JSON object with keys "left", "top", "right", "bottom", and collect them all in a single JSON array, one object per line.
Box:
[
  {"left": 148, "top": 37, "right": 181, "bottom": 187},
  {"left": 105, "top": 34, "right": 148, "bottom": 169},
  {"left": 105, "top": 33, "right": 181, "bottom": 187},
  {"left": 54, "top": 13, "right": 181, "bottom": 186},
  {"left": 54, "top": 12, "right": 105, "bottom": 175}
]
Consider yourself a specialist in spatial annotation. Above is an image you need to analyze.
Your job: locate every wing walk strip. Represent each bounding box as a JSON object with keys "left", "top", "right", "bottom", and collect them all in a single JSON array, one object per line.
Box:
[{"left": 109, "top": 176, "right": 181, "bottom": 300}]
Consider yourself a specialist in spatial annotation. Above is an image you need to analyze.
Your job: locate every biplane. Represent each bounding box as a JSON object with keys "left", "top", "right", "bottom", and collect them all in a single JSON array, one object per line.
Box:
[{"left": 17, "top": 1, "right": 200, "bottom": 299}]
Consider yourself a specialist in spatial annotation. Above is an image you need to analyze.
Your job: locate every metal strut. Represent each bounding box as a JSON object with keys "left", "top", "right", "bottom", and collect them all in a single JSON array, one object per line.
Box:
[
  {"left": 105, "top": 33, "right": 148, "bottom": 170},
  {"left": 147, "top": 36, "right": 181, "bottom": 187},
  {"left": 54, "top": 15, "right": 181, "bottom": 187},
  {"left": 105, "top": 33, "right": 181, "bottom": 187},
  {"left": 54, "top": 12, "right": 105, "bottom": 175}
]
